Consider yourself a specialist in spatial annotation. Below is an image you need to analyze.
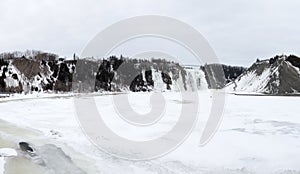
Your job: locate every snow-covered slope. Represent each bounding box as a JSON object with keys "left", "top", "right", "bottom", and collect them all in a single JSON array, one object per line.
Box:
[{"left": 226, "top": 55, "right": 300, "bottom": 94}]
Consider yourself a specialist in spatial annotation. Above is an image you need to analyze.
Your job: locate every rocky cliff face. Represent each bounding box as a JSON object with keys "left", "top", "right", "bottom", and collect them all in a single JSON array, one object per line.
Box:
[
  {"left": 201, "top": 64, "right": 246, "bottom": 89},
  {"left": 7, "top": 50, "right": 289, "bottom": 95},
  {"left": 0, "top": 54, "right": 210, "bottom": 93},
  {"left": 0, "top": 58, "right": 76, "bottom": 94},
  {"left": 226, "top": 55, "right": 300, "bottom": 94}
]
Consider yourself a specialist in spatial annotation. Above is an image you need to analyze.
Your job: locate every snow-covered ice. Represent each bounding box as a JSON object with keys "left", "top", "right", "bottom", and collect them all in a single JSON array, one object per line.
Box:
[
  {"left": 0, "top": 148, "right": 17, "bottom": 157},
  {"left": 0, "top": 91, "right": 300, "bottom": 174},
  {"left": 0, "top": 158, "right": 4, "bottom": 174},
  {"left": 0, "top": 148, "right": 17, "bottom": 174}
]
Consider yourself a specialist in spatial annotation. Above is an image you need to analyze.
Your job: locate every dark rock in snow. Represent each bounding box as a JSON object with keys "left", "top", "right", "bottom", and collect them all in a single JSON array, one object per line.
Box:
[{"left": 19, "top": 142, "right": 34, "bottom": 153}]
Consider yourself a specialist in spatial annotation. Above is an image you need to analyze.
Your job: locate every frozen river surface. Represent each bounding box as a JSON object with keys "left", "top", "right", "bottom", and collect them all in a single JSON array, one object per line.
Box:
[{"left": 0, "top": 91, "right": 300, "bottom": 174}]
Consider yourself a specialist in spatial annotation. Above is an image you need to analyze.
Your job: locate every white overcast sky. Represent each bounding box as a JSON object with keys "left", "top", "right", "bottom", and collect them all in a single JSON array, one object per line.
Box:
[{"left": 0, "top": 0, "right": 299, "bottom": 66}]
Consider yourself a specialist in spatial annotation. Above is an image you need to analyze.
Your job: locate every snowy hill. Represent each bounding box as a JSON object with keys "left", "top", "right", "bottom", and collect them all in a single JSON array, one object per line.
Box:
[{"left": 226, "top": 55, "right": 300, "bottom": 94}]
